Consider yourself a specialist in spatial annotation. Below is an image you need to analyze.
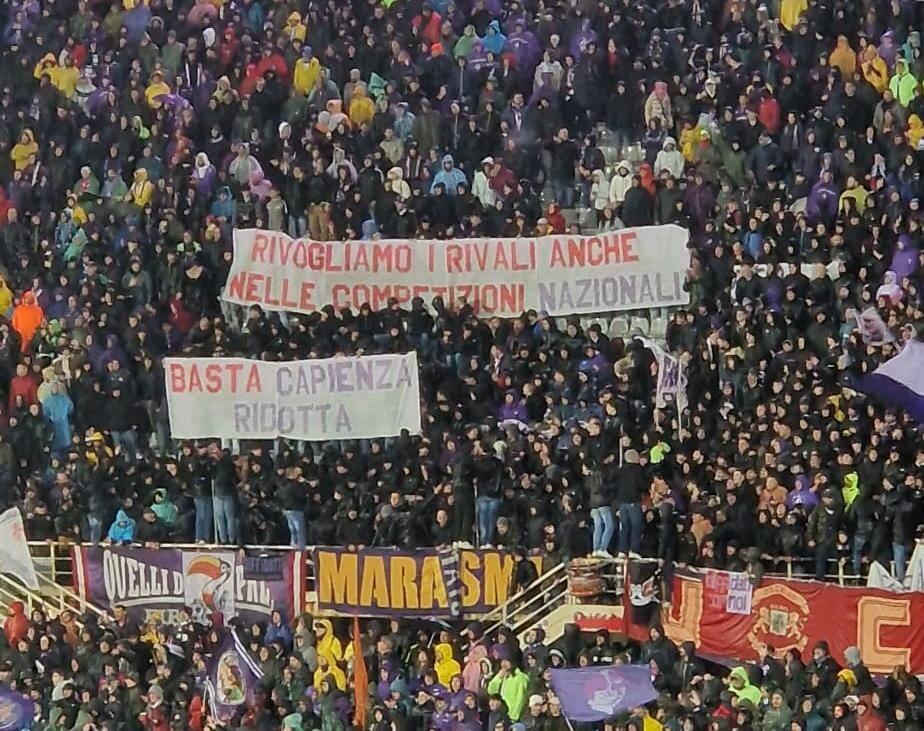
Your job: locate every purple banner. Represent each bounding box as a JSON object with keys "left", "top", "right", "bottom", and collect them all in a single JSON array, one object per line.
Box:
[
  {"left": 205, "top": 629, "right": 263, "bottom": 723},
  {"left": 0, "top": 688, "right": 34, "bottom": 730},
  {"left": 72, "top": 547, "right": 304, "bottom": 625},
  {"left": 549, "top": 666, "right": 657, "bottom": 721}
]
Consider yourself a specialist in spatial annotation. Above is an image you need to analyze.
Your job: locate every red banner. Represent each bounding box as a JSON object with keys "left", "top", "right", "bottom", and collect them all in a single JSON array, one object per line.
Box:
[{"left": 628, "top": 568, "right": 924, "bottom": 674}]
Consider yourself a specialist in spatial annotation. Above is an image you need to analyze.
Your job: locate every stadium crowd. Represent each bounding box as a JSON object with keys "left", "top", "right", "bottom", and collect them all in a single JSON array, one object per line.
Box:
[{"left": 0, "top": 0, "right": 922, "bottom": 727}]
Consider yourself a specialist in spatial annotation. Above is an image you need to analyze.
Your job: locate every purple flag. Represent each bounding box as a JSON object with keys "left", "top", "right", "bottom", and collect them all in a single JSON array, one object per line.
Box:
[
  {"left": 0, "top": 687, "right": 35, "bottom": 729},
  {"left": 863, "top": 340, "right": 924, "bottom": 423},
  {"left": 205, "top": 629, "right": 263, "bottom": 723},
  {"left": 549, "top": 666, "right": 657, "bottom": 722}
]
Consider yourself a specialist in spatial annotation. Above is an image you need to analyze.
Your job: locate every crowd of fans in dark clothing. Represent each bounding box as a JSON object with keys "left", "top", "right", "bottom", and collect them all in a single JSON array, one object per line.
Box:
[{"left": 0, "top": 0, "right": 921, "bottom": 724}]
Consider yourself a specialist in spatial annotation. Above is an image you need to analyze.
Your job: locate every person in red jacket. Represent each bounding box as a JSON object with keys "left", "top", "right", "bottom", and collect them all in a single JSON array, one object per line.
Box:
[
  {"left": 857, "top": 698, "right": 887, "bottom": 731},
  {"left": 8, "top": 363, "right": 37, "bottom": 413},
  {"left": 3, "top": 601, "right": 28, "bottom": 645}
]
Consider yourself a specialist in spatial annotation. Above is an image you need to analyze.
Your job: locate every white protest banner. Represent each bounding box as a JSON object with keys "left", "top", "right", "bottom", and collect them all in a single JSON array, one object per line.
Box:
[
  {"left": 223, "top": 225, "right": 690, "bottom": 317},
  {"left": 0, "top": 507, "right": 39, "bottom": 589},
  {"left": 164, "top": 353, "right": 421, "bottom": 440}
]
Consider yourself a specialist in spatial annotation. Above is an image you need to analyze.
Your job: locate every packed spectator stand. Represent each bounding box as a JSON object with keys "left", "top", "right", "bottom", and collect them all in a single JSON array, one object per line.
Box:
[{"left": 0, "top": 0, "right": 921, "bottom": 727}]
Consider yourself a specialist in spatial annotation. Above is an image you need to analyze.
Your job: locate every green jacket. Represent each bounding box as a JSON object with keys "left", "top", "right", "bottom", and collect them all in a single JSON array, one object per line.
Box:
[
  {"left": 487, "top": 669, "right": 529, "bottom": 721},
  {"left": 890, "top": 62, "right": 918, "bottom": 107}
]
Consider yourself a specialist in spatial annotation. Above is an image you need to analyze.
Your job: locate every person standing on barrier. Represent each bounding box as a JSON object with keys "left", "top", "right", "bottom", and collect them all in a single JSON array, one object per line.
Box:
[
  {"left": 615, "top": 449, "right": 646, "bottom": 558},
  {"left": 586, "top": 459, "right": 615, "bottom": 558}
]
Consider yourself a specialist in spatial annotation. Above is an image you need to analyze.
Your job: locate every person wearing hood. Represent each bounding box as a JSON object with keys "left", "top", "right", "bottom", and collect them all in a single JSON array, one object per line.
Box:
[
  {"left": 3, "top": 601, "right": 28, "bottom": 646},
  {"left": 294, "top": 46, "right": 321, "bottom": 96},
  {"left": 727, "top": 666, "right": 761, "bottom": 707},
  {"left": 265, "top": 609, "right": 293, "bottom": 651},
  {"left": 285, "top": 11, "right": 307, "bottom": 42},
  {"left": 11, "top": 291, "right": 43, "bottom": 352},
  {"left": 430, "top": 155, "right": 466, "bottom": 195},
  {"left": 42, "top": 382, "right": 73, "bottom": 454},
  {"left": 890, "top": 60, "right": 918, "bottom": 107},
  {"left": 149, "top": 488, "right": 178, "bottom": 529},
  {"left": 645, "top": 81, "right": 673, "bottom": 132},
  {"left": 434, "top": 643, "right": 461, "bottom": 686},
  {"left": 313, "top": 652, "right": 347, "bottom": 691},
  {"left": 10, "top": 129, "right": 37, "bottom": 172},
  {"left": 487, "top": 658, "right": 529, "bottom": 721},
  {"left": 861, "top": 46, "right": 889, "bottom": 94},
  {"left": 830, "top": 36, "right": 857, "bottom": 78},
  {"left": 106, "top": 509, "right": 135, "bottom": 544},
  {"left": 314, "top": 619, "right": 343, "bottom": 666},
  {"left": 349, "top": 85, "right": 375, "bottom": 127},
  {"left": 655, "top": 137, "right": 685, "bottom": 180},
  {"left": 483, "top": 20, "right": 506, "bottom": 55},
  {"left": 454, "top": 25, "right": 480, "bottom": 59}
]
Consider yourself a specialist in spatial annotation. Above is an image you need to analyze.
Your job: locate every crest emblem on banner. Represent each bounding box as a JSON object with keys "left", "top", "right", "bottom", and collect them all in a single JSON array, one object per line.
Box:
[{"left": 747, "top": 584, "right": 810, "bottom": 654}]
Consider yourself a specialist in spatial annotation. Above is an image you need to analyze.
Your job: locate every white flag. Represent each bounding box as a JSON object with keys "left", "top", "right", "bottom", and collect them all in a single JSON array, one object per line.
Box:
[
  {"left": 0, "top": 508, "right": 39, "bottom": 589},
  {"left": 637, "top": 336, "right": 688, "bottom": 411}
]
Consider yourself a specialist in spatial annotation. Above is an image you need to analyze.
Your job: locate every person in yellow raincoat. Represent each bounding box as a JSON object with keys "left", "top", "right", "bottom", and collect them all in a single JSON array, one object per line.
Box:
[
  {"left": 780, "top": 0, "right": 807, "bottom": 31},
  {"left": 313, "top": 652, "right": 347, "bottom": 691},
  {"left": 907, "top": 114, "right": 924, "bottom": 148},
  {"left": 434, "top": 643, "right": 461, "bottom": 686},
  {"left": 839, "top": 176, "right": 869, "bottom": 215},
  {"left": 314, "top": 619, "right": 343, "bottom": 664},
  {"left": 348, "top": 85, "right": 375, "bottom": 127},
  {"left": 145, "top": 70, "right": 171, "bottom": 108},
  {"left": 861, "top": 46, "right": 889, "bottom": 94},
  {"left": 10, "top": 130, "right": 38, "bottom": 171},
  {"left": 829, "top": 35, "right": 856, "bottom": 78},
  {"left": 125, "top": 169, "right": 154, "bottom": 209},
  {"left": 678, "top": 120, "right": 702, "bottom": 163},
  {"left": 285, "top": 11, "right": 307, "bottom": 42},
  {"left": 0, "top": 276, "right": 13, "bottom": 317},
  {"left": 56, "top": 55, "right": 80, "bottom": 98},
  {"left": 293, "top": 47, "right": 321, "bottom": 96},
  {"left": 33, "top": 53, "right": 59, "bottom": 85}
]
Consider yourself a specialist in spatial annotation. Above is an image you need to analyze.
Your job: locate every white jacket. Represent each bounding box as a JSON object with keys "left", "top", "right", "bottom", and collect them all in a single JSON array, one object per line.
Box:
[
  {"left": 472, "top": 170, "right": 496, "bottom": 209},
  {"left": 654, "top": 147, "right": 685, "bottom": 179},
  {"left": 608, "top": 163, "right": 633, "bottom": 205}
]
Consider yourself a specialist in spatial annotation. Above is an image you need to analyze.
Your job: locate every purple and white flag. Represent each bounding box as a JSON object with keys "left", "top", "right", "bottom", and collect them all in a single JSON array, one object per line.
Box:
[
  {"left": 549, "top": 666, "right": 657, "bottom": 721},
  {"left": 863, "top": 340, "right": 924, "bottom": 423}
]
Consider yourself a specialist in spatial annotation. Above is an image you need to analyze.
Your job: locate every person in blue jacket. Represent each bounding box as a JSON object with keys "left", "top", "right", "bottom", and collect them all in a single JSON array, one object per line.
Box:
[{"left": 107, "top": 509, "right": 135, "bottom": 544}]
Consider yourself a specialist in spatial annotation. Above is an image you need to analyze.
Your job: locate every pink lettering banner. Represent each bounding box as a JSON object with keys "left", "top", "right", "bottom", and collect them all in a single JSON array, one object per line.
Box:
[
  {"left": 164, "top": 354, "right": 421, "bottom": 440},
  {"left": 222, "top": 226, "right": 690, "bottom": 317}
]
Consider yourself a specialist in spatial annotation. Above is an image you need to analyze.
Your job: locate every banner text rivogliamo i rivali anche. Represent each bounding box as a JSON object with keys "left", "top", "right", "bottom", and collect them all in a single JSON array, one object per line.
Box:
[{"left": 223, "top": 224, "right": 690, "bottom": 317}]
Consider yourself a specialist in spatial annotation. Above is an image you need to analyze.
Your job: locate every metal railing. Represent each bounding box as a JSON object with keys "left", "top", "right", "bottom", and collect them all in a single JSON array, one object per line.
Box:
[
  {"left": 479, "top": 562, "right": 569, "bottom": 637},
  {"left": 27, "top": 541, "right": 886, "bottom": 591},
  {"left": 0, "top": 572, "right": 112, "bottom": 624}
]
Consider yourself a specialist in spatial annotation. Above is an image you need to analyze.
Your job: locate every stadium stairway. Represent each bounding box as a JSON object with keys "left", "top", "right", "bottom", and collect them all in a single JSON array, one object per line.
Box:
[
  {"left": 0, "top": 544, "right": 113, "bottom": 625},
  {"left": 476, "top": 558, "right": 629, "bottom": 644}
]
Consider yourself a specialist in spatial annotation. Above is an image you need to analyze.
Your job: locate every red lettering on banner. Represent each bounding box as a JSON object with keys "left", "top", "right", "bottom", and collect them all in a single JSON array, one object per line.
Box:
[
  {"left": 245, "top": 273, "right": 262, "bottom": 302},
  {"left": 226, "top": 272, "right": 247, "bottom": 301},
  {"left": 168, "top": 363, "right": 263, "bottom": 394},
  {"left": 493, "top": 243, "right": 509, "bottom": 270},
  {"left": 245, "top": 365, "right": 262, "bottom": 393},
  {"left": 204, "top": 364, "right": 223, "bottom": 393},
  {"left": 427, "top": 244, "right": 435, "bottom": 273},
  {"left": 227, "top": 363, "right": 243, "bottom": 392},
  {"left": 299, "top": 283, "right": 316, "bottom": 311},
  {"left": 169, "top": 363, "right": 187, "bottom": 393},
  {"left": 251, "top": 233, "right": 269, "bottom": 262},
  {"left": 446, "top": 245, "right": 462, "bottom": 273},
  {"left": 264, "top": 275, "right": 280, "bottom": 306},
  {"left": 620, "top": 231, "right": 639, "bottom": 262},
  {"left": 549, "top": 239, "right": 567, "bottom": 268},
  {"left": 332, "top": 284, "right": 349, "bottom": 309}
]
